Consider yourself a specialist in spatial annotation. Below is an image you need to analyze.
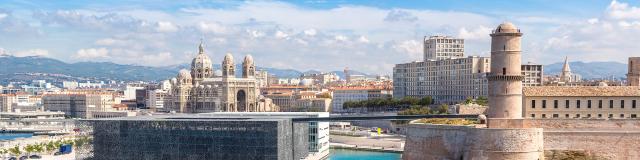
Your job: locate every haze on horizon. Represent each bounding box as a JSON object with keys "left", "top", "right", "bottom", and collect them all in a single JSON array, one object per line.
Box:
[{"left": 0, "top": 0, "right": 639, "bottom": 75}]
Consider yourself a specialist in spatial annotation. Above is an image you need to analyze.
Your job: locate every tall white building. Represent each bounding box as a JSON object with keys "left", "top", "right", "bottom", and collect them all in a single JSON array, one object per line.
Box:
[
  {"left": 522, "top": 64, "right": 544, "bottom": 86},
  {"left": 394, "top": 35, "right": 544, "bottom": 104},
  {"left": 394, "top": 56, "right": 490, "bottom": 104},
  {"left": 423, "top": 36, "right": 465, "bottom": 61}
]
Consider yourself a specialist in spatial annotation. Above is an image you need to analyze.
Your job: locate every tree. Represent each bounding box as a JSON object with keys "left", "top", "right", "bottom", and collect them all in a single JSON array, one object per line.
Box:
[
  {"left": 464, "top": 97, "right": 473, "bottom": 104},
  {"left": 419, "top": 96, "right": 433, "bottom": 106},
  {"left": 8, "top": 146, "right": 20, "bottom": 156},
  {"left": 476, "top": 96, "right": 488, "bottom": 106},
  {"left": 437, "top": 104, "right": 449, "bottom": 114}
]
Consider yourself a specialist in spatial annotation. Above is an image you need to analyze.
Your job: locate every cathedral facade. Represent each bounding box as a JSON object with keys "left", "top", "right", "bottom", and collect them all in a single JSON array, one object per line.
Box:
[{"left": 165, "top": 42, "right": 277, "bottom": 113}]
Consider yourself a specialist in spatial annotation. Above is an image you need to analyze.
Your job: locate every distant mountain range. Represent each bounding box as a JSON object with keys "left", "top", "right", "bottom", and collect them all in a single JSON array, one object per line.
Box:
[
  {"left": 1, "top": 55, "right": 625, "bottom": 83},
  {"left": 0, "top": 55, "right": 372, "bottom": 82},
  {"left": 544, "top": 61, "right": 628, "bottom": 80}
]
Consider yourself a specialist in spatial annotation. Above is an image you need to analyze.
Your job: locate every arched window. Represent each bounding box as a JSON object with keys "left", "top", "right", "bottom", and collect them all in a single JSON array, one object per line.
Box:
[{"left": 503, "top": 68, "right": 506, "bottom": 75}]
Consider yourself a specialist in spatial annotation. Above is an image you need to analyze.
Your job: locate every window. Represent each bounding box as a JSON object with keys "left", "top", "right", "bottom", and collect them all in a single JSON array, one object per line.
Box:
[
  {"left": 554, "top": 100, "right": 558, "bottom": 108},
  {"left": 587, "top": 114, "right": 591, "bottom": 118},
  {"left": 632, "top": 114, "right": 637, "bottom": 118},
  {"left": 634, "top": 100, "right": 637, "bottom": 108},
  {"left": 565, "top": 114, "right": 569, "bottom": 118},
  {"left": 542, "top": 100, "right": 547, "bottom": 108},
  {"left": 609, "top": 114, "right": 613, "bottom": 118},
  {"left": 502, "top": 68, "right": 506, "bottom": 75},
  {"left": 621, "top": 100, "right": 625, "bottom": 109},
  {"left": 621, "top": 114, "right": 625, "bottom": 118},
  {"left": 610, "top": 100, "right": 614, "bottom": 108},
  {"left": 553, "top": 114, "right": 559, "bottom": 118},
  {"left": 587, "top": 100, "right": 592, "bottom": 108},
  {"left": 576, "top": 114, "right": 581, "bottom": 118},
  {"left": 542, "top": 114, "right": 546, "bottom": 118},
  {"left": 531, "top": 100, "right": 536, "bottom": 108},
  {"left": 576, "top": 100, "right": 581, "bottom": 109},
  {"left": 531, "top": 114, "right": 535, "bottom": 118},
  {"left": 565, "top": 100, "right": 570, "bottom": 108},
  {"left": 598, "top": 114, "right": 602, "bottom": 118},
  {"left": 599, "top": 100, "right": 603, "bottom": 108}
]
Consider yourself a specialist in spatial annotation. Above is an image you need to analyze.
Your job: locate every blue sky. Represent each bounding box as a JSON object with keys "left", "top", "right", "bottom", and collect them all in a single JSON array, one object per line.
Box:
[{"left": 1, "top": 0, "right": 639, "bottom": 75}]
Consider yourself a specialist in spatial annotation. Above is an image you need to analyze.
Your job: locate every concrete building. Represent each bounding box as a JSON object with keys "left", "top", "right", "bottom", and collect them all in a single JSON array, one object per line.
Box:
[
  {"left": 423, "top": 36, "right": 464, "bottom": 61},
  {"left": 264, "top": 91, "right": 332, "bottom": 112},
  {"left": 394, "top": 56, "right": 490, "bottom": 104},
  {"left": 43, "top": 93, "right": 118, "bottom": 118},
  {"left": 523, "top": 86, "right": 640, "bottom": 119},
  {"left": 521, "top": 64, "right": 543, "bottom": 86},
  {"left": 77, "top": 112, "right": 330, "bottom": 160},
  {"left": 0, "top": 94, "right": 16, "bottom": 112},
  {"left": 300, "top": 72, "right": 339, "bottom": 85},
  {"left": 629, "top": 57, "right": 640, "bottom": 86},
  {"left": 0, "top": 111, "right": 65, "bottom": 120},
  {"left": 146, "top": 89, "right": 168, "bottom": 112},
  {"left": 331, "top": 86, "right": 392, "bottom": 113}
]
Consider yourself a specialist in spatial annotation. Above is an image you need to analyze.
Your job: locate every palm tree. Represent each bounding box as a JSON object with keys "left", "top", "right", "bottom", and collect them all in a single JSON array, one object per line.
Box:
[{"left": 8, "top": 146, "right": 21, "bottom": 157}]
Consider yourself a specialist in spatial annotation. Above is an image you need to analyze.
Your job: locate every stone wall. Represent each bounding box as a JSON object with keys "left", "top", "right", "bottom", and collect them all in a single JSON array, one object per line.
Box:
[
  {"left": 403, "top": 124, "right": 543, "bottom": 160},
  {"left": 526, "top": 119, "right": 640, "bottom": 160}
]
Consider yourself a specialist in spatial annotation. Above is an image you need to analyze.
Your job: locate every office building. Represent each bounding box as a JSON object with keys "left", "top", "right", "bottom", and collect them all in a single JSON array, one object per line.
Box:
[
  {"left": 522, "top": 64, "right": 544, "bottom": 86},
  {"left": 423, "top": 36, "right": 465, "bottom": 61},
  {"left": 523, "top": 86, "right": 640, "bottom": 119}
]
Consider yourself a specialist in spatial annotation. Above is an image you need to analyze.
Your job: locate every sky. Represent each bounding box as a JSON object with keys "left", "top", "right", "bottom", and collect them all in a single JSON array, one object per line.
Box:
[{"left": 0, "top": 0, "right": 639, "bottom": 75}]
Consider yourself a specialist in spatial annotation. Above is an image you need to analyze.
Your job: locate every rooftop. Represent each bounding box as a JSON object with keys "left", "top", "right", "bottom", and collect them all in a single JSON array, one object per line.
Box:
[{"left": 523, "top": 86, "right": 640, "bottom": 97}]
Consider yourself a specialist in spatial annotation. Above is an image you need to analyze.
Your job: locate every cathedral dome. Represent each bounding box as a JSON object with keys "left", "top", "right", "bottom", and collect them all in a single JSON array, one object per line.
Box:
[
  {"left": 243, "top": 55, "right": 254, "bottom": 65},
  {"left": 223, "top": 53, "right": 234, "bottom": 64},
  {"left": 495, "top": 22, "right": 519, "bottom": 33},
  {"left": 178, "top": 69, "right": 192, "bottom": 80}
]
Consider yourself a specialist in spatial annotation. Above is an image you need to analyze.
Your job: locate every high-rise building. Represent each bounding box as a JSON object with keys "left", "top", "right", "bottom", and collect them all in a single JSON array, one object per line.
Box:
[
  {"left": 487, "top": 22, "right": 524, "bottom": 119},
  {"left": 628, "top": 57, "right": 640, "bottom": 86},
  {"left": 393, "top": 56, "right": 490, "bottom": 104},
  {"left": 522, "top": 64, "right": 544, "bottom": 86},
  {"left": 423, "top": 36, "right": 465, "bottom": 61}
]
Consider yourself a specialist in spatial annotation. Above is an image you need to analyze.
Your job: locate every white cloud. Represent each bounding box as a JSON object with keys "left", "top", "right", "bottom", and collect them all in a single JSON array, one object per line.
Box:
[
  {"left": 156, "top": 21, "right": 178, "bottom": 32},
  {"left": 357, "top": 36, "right": 370, "bottom": 43},
  {"left": 197, "top": 21, "right": 227, "bottom": 34},
  {"left": 274, "top": 30, "right": 289, "bottom": 39},
  {"left": 334, "top": 35, "right": 348, "bottom": 41},
  {"left": 304, "top": 29, "right": 317, "bottom": 36},
  {"left": 457, "top": 26, "right": 492, "bottom": 40},
  {"left": 0, "top": 13, "right": 7, "bottom": 20},
  {"left": 607, "top": 0, "right": 640, "bottom": 20},
  {"left": 141, "top": 52, "right": 173, "bottom": 66},
  {"left": 13, "top": 49, "right": 49, "bottom": 57},
  {"left": 392, "top": 40, "right": 422, "bottom": 60},
  {"left": 94, "top": 38, "right": 117, "bottom": 46},
  {"left": 75, "top": 48, "right": 109, "bottom": 59}
]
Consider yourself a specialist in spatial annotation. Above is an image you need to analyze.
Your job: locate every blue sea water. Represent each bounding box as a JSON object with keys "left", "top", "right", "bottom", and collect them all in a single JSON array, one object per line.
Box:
[
  {"left": 328, "top": 149, "right": 402, "bottom": 160},
  {"left": 0, "top": 133, "right": 33, "bottom": 140}
]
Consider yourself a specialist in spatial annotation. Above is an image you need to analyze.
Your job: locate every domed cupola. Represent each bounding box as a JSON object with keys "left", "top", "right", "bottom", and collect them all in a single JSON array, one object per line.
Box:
[
  {"left": 191, "top": 41, "right": 213, "bottom": 84},
  {"left": 242, "top": 55, "right": 255, "bottom": 78},
  {"left": 222, "top": 53, "right": 235, "bottom": 78},
  {"left": 177, "top": 69, "right": 192, "bottom": 85}
]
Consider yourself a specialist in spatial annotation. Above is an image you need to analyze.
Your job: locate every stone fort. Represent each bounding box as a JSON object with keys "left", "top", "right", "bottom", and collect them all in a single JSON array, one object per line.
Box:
[{"left": 403, "top": 23, "right": 640, "bottom": 160}]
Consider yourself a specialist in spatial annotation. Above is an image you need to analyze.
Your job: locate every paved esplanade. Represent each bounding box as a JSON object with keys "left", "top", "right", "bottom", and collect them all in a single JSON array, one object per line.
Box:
[{"left": 291, "top": 114, "right": 478, "bottom": 122}]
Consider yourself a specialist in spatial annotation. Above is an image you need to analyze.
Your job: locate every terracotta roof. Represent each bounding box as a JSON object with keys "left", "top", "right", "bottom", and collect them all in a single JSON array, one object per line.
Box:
[{"left": 523, "top": 86, "right": 640, "bottom": 97}]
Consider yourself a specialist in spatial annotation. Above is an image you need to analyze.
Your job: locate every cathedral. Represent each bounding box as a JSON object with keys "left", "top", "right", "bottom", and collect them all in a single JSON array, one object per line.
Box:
[{"left": 165, "top": 42, "right": 278, "bottom": 113}]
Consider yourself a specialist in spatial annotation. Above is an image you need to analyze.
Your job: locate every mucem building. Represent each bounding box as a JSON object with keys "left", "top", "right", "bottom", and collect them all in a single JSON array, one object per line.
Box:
[{"left": 76, "top": 113, "right": 316, "bottom": 160}]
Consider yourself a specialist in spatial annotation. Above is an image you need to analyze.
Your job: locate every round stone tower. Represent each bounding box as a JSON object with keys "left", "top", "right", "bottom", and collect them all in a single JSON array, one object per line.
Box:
[{"left": 487, "top": 22, "right": 524, "bottom": 119}]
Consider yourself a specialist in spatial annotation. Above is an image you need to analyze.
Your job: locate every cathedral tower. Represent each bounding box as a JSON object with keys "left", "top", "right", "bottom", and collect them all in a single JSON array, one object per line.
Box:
[
  {"left": 191, "top": 41, "right": 213, "bottom": 84},
  {"left": 242, "top": 55, "right": 255, "bottom": 78},
  {"left": 487, "top": 22, "right": 524, "bottom": 119},
  {"left": 222, "top": 53, "right": 235, "bottom": 78},
  {"left": 629, "top": 57, "right": 640, "bottom": 86}
]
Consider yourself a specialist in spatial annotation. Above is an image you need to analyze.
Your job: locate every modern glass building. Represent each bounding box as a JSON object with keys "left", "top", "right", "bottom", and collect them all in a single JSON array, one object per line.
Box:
[{"left": 76, "top": 114, "right": 312, "bottom": 160}]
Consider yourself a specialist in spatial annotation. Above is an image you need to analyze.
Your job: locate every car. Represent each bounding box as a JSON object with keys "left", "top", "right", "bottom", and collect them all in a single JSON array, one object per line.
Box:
[
  {"left": 7, "top": 157, "right": 17, "bottom": 160},
  {"left": 29, "top": 155, "right": 42, "bottom": 159},
  {"left": 18, "top": 156, "right": 27, "bottom": 160}
]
